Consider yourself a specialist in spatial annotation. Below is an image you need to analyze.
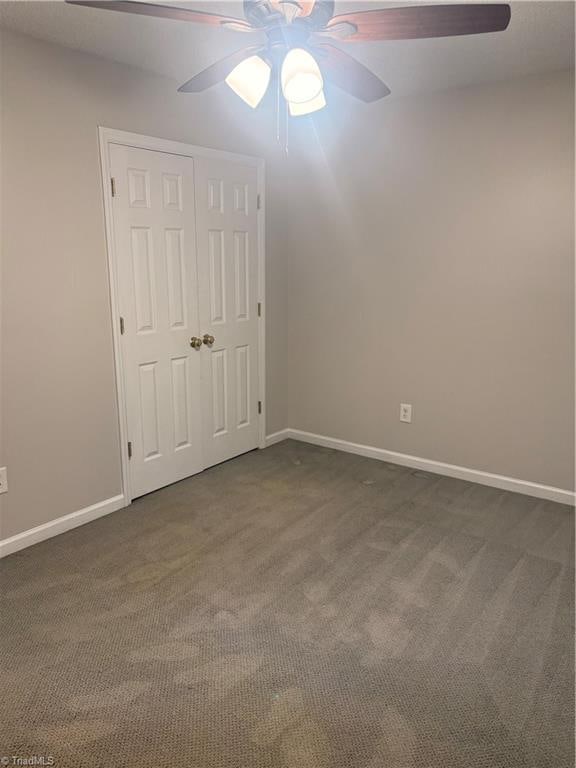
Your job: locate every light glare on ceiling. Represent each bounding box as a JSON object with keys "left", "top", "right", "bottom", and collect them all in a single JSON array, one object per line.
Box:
[{"left": 225, "top": 55, "right": 271, "bottom": 108}]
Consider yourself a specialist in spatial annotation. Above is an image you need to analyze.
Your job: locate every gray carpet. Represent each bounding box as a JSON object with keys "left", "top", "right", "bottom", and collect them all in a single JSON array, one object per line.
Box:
[{"left": 0, "top": 440, "right": 573, "bottom": 768}]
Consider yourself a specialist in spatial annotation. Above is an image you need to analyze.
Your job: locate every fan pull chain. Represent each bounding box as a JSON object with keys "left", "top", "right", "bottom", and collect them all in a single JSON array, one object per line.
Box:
[
  {"left": 276, "top": 70, "right": 281, "bottom": 146},
  {"left": 284, "top": 92, "right": 289, "bottom": 156},
  {"left": 275, "top": 69, "right": 289, "bottom": 156}
]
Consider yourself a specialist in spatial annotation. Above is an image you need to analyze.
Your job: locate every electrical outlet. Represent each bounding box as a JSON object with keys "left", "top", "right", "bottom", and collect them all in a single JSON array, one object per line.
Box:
[
  {"left": 400, "top": 404, "right": 412, "bottom": 423},
  {"left": 0, "top": 467, "right": 7, "bottom": 494}
]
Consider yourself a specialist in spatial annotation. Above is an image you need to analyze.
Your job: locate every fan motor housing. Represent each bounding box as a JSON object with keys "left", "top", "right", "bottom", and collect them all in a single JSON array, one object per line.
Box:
[
  {"left": 266, "top": 24, "right": 310, "bottom": 49},
  {"left": 243, "top": 0, "right": 282, "bottom": 27},
  {"left": 243, "top": 0, "right": 335, "bottom": 30}
]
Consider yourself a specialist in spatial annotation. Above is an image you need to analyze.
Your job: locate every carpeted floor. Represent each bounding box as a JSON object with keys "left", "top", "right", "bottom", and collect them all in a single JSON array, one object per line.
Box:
[{"left": 1, "top": 440, "right": 573, "bottom": 768}]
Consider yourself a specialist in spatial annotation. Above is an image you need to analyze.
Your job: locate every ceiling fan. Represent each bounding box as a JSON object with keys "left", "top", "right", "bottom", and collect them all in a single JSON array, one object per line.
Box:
[{"left": 66, "top": 1, "right": 511, "bottom": 115}]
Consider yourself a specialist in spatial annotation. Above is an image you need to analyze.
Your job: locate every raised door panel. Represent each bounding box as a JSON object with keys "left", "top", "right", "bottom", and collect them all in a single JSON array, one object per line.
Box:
[
  {"left": 170, "top": 356, "right": 192, "bottom": 450},
  {"left": 211, "top": 349, "right": 228, "bottom": 436},
  {"left": 165, "top": 228, "right": 187, "bottom": 329},
  {"left": 128, "top": 168, "right": 151, "bottom": 208},
  {"left": 163, "top": 173, "right": 183, "bottom": 211},
  {"left": 233, "top": 183, "right": 248, "bottom": 215},
  {"left": 233, "top": 231, "right": 249, "bottom": 321},
  {"left": 208, "top": 230, "right": 226, "bottom": 324},
  {"left": 131, "top": 227, "right": 156, "bottom": 333},
  {"left": 208, "top": 178, "right": 224, "bottom": 213},
  {"left": 139, "top": 362, "right": 161, "bottom": 460},
  {"left": 235, "top": 345, "right": 250, "bottom": 429}
]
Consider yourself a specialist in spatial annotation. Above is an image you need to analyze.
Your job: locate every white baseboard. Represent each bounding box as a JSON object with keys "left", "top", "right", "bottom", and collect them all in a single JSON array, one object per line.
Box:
[
  {"left": 0, "top": 494, "right": 127, "bottom": 559},
  {"left": 4, "top": 429, "right": 572, "bottom": 560},
  {"left": 266, "top": 429, "right": 575, "bottom": 505},
  {"left": 265, "top": 429, "right": 291, "bottom": 447}
]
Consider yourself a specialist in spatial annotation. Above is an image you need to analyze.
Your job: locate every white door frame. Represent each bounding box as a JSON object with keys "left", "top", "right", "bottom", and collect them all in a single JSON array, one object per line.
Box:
[{"left": 98, "top": 127, "right": 266, "bottom": 504}]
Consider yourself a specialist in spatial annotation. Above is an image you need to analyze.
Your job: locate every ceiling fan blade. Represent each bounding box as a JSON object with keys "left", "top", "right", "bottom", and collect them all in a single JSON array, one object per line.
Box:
[
  {"left": 178, "top": 47, "right": 263, "bottom": 92},
  {"left": 65, "top": 1, "right": 253, "bottom": 30},
  {"left": 324, "top": 4, "right": 511, "bottom": 42},
  {"left": 313, "top": 43, "right": 390, "bottom": 102}
]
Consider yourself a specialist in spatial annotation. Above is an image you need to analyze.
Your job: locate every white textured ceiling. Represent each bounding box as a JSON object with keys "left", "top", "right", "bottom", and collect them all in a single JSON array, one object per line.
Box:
[{"left": 1, "top": 1, "right": 574, "bottom": 96}]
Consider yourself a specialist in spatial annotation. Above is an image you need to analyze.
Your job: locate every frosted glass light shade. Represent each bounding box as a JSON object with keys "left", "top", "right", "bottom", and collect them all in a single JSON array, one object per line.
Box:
[
  {"left": 225, "top": 55, "right": 271, "bottom": 108},
  {"left": 281, "top": 48, "right": 323, "bottom": 105},
  {"left": 288, "top": 90, "right": 326, "bottom": 116}
]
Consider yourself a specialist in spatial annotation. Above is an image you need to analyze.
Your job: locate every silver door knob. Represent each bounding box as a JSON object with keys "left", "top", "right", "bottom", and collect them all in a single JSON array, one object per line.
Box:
[
  {"left": 203, "top": 334, "right": 215, "bottom": 346},
  {"left": 190, "top": 336, "right": 202, "bottom": 349}
]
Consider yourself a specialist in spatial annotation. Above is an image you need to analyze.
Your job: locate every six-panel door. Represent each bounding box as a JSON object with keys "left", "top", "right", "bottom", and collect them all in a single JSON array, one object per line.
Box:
[
  {"left": 194, "top": 158, "right": 260, "bottom": 468},
  {"left": 111, "top": 145, "right": 204, "bottom": 498}
]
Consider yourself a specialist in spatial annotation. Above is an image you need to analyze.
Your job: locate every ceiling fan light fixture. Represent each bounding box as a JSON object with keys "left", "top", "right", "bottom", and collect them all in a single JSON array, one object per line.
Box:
[
  {"left": 281, "top": 47, "right": 323, "bottom": 104},
  {"left": 225, "top": 55, "right": 271, "bottom": 108},
  {"left": 68, "top": 1, "right": 512, "bottom": 115},
  {"left": 288, "top": 89, "right": 327, "bottom": 116}
]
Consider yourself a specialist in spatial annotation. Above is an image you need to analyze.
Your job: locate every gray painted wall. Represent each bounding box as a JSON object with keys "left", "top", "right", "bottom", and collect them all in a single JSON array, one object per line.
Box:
[
  {"left": 283, "top": 71, "right": 574, "bottom": 490},
  {"left": 1, "top": 30, "right": 573, "bottom": 542}
]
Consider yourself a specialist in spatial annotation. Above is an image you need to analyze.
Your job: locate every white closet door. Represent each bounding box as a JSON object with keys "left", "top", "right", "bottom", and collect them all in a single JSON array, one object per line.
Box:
[
  {"left": 194, "top": 158, "right": 260, "bottom": 468},
  {"left": 110, "top": 144, "right": 204, "bottom": 498}
]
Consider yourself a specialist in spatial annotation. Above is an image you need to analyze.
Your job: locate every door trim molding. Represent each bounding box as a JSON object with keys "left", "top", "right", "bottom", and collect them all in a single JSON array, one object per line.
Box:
[
  {"left": 265, "top": 429, "right": 575, "bottom": 505},
  {"left": 98, "top": 127, "right": 266, "bottom": 502}
]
